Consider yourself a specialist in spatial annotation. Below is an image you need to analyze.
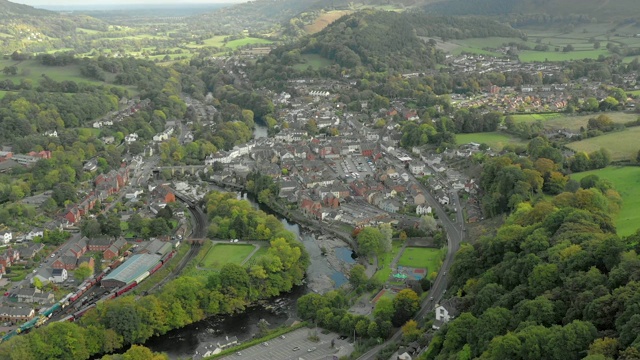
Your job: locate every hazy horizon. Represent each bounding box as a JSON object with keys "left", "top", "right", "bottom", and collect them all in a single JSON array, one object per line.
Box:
[{"left": 11, "top": 0, "right": 249, "bottom": 7}]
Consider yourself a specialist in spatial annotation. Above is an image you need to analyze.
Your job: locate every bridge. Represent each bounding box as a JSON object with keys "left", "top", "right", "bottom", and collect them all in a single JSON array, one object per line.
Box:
[{"left": 154, "top": 165, "right": 208, "bottom": 176}]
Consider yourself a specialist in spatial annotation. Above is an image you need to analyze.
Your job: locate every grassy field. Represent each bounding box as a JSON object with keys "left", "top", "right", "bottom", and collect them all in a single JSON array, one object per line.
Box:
[
  {"left": 566, "top": 126, "right": 640, "bottom": 161},
  {"left": 519, "top": 49, "right": 610, "bottom": 62},
  {"left": 200, "top": 244, "right": 255, "bottom": 269},
  {"left": 572, "top": 167, "right": 640, "bottom": 237},
  {"left": 441, "top": 22, "right": 640, "bottom": 62},
  {"left": 456, "top": 132, "right": 528, "bottom": 150},
  {"left": 542, "top": 112, "right": 638, "bottom": 131},
  {"left": 372, "top": 241, "right": 403, "bottom": 283},
  {"left": 293, "top": 54, "right": 333, "bottom": 71},
  {"left": 225, "top": 37, "right": 273, "bottom": 49},
  {"left": 0, "top": 59, "right": 105, "bottom": 85},
  {"left": 305, "top": 10, "right": 351, "bottom": 34},
  {"left": 398, "top": 247, "right": 443, "bottom": 273},
  {"left": 510, "top": 113, "right": 563, "bottom": 123}
]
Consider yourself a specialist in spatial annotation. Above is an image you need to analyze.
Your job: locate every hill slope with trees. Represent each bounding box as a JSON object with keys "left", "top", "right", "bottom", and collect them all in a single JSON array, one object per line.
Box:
[{"left": 424, "top": 0, "right": 640, "bottom": 22}]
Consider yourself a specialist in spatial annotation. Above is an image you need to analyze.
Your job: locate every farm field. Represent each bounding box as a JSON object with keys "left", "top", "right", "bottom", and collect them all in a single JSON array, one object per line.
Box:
[
  {"left": 519, "top": 49, "right": 610, "bottom": 62},
  {"left": 537, "top": 112, "right": 636, "bottom": 131},
  {"left": 456, "top": 132, "right": 528, "bottom": 150},
  {"left": 225, "top": 37, "right": 273, "bottom": 49},
  {"left": 0, "top": 59, "right": 105, "bottom": 85},
  {"left": 200, "top": 244, "right": 255, "bottom": 269},
  {"left": 293, "top": 54, "right": 333, "bottom": 70},
  {"left": 572, "top": 166, "right": 640, "bottom": 236},
  {"left": 305, "top": 10, "right": 352, "bottom": 34},
  {"left": 441, "top": 22, "right": 640, "bottom": 62},
  {"left": 510, "top": 113, "right": 563, "bottom": 123},
  {"left": 566, "top": 126, "right": 640, "bottom": 161},
  {"left": 398, "top": 247, "right": 443, "bottom": 273}
]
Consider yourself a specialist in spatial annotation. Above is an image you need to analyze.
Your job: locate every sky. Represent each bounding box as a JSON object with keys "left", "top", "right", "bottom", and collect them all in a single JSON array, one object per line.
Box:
[{"left": 12, "top": 0, "right": 248, "bottom": 6}]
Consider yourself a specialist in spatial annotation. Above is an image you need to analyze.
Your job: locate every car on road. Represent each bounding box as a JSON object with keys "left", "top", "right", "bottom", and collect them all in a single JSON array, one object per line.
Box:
[
  {"left": 292, "top": 347, "right": 300, "bottom": 351},
  {"left": 308, "top": 347, "right": 316, "bottom": 352},
  {"left": 262, "top": 342, "right": 269, "bottom": 346}
]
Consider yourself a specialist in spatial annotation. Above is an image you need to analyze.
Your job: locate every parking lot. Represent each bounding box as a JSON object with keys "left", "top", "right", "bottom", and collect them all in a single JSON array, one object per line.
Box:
[{"left": 221, "top": 328, "right": 353, "bottom": 360}]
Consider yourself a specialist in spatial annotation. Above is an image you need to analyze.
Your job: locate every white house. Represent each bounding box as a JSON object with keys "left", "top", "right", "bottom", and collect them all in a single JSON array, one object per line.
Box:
[
  {"left": 51, "top": 268, "right": 68, "bottom": 283},
  {"left": 433, "top": 299, "right": 459, "bottom": 329},
  {"left": 125, "top": 133, "right": 139, "bottom": 143},
  {"left": 438, "top": 196, "right": 450, "bottom": 205},
  {"left": 44, "top": 130, "right": 58, "bottom": 137},
  {"left": 125, "top": 190, "right": 144, "bottom": 200},
  {"left": 153, "top": 127, "right": 174, "bottom": 142},
  {"left": 416, "top": 205, "right": 432, "bottom": 216},
  {"left": 0, "top": 231, "right": 12, "bottom": 244},
  {"left": 409, "top": 162, "right": 425, "bottom": 175},
  {"left": 26, "top": 229, "right": 43, "bottom": 241}
]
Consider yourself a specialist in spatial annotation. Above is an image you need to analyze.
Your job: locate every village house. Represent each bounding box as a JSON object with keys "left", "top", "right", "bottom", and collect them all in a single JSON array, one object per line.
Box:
[
  {"left": 0, "top": 231, "right": 12, "bottom": 244},
  {"left": 0, "top": 306, "right": 35, "bottom": 324},
  {"left": 416, "top": 204, "right": 432, "bottom": 215},
  {"left": 433, "top": 298, "right": 460, "bottom": 330},
  {"left": 151, "top": 184, "right": 176, "bottom": 203}
]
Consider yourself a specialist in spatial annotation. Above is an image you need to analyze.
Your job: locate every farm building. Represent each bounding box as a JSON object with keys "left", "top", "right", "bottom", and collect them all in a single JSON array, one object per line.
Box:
[{"left": 101, "top": 254, "right": 161, "bottom": 289}]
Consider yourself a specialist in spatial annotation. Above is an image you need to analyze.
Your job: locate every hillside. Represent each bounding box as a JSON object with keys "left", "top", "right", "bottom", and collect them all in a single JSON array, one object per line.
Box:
[
  {"left": 266, "top": 11, "right": 523, "bottom": 72},
  {"left": 424, "top": 0, "right": 640, "bottom": 22},
  {"left": 0, "top": 0, "right": 52, "bottom": 18}
]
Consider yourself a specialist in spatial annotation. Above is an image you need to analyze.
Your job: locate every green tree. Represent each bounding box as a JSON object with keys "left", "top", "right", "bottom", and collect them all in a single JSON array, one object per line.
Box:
[
  {"left": 356, "top": 227, "right": 384, "bottom": 257},
  {"left": 392, "top": 289, "right": 419, "bottom": 326},
  {"left": 349, "top": 264, "right": 368, "bottom": 289},
  {"left": 75, "top": 262, "right": 93, "bottom": 281},
  {"left": 401, "top": 319, "right": 423, "bottom": 342}
]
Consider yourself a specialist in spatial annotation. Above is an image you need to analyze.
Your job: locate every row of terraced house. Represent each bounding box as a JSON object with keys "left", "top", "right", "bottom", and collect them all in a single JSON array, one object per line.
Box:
[{"left": 63, "top": 165, "right": 130, "bottom": 224}]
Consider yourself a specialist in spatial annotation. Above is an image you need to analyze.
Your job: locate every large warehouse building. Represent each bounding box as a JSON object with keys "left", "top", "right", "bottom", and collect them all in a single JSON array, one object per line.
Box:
[{"left": 101, "top": 254, "right": 162, "bottom": 289}]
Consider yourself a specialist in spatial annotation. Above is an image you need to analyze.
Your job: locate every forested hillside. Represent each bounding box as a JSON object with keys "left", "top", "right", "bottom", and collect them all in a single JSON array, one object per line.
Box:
[
  {"left": 255, "top": 10, "right": 522, "bottom": 78},
  {"left": 424, "top": 0, "right": 640, "bottom": 22},
  {"left": 425, "top": 152, "right": 640, "bottom": 359}
]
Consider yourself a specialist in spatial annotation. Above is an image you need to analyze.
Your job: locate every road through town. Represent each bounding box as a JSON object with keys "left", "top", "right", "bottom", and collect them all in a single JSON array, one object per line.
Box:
[{"left": 356, "top": 161, "right": 465, "bottom": 360}]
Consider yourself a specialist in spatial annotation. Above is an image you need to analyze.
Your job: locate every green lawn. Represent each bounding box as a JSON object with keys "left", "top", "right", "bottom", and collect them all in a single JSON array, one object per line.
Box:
[
  {"left": 200, "top": 244, "right": 255, "bottom": 269},
  {"left": 372, "top": 241, "right": 403, "bottom": 283},
  {"left": 225, "top": 37, "right": 273, "bottom": 49},
  {"left": 398, "top": 247, "right": 443, "bottom": 273},
  {"left": 519, "top": 49, "right": 611, "bottom": 62},
  {"left": 456, "top": 132, "right": 528, "bottom": 150},
  {"left": 566, "top": 126, "right": 640, "bottom": 161},
  {"left": 293, "top": 54, "right": 333, "bottom": 71},
  {"left": 572, "top": 167, "right": 640, "bottom": 237}
]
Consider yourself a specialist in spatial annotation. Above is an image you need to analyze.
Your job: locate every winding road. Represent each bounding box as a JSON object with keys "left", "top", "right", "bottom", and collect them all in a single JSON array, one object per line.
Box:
[{"left": 356, "top": 160, "right": 465, "bottom": 360}]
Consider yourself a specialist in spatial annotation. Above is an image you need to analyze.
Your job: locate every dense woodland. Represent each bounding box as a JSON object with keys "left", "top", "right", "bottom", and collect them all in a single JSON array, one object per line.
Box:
[{"left": 424, "top": 175, "right": 640, "bottom": 359}]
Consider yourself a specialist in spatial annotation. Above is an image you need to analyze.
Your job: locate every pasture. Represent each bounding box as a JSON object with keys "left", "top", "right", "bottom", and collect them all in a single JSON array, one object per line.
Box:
[
  {"left": 566, "top": 126, "right": 640, "bottom": 161},
  {"left": 0, "top": 59, "right": 105, "bottom": 85},
  {"left": 305, "top": 10, "right": 351, "bottom": 34},
  {"left": 200, "top": 244, "right": 256, "bottom": 269},
  {"left": 293, "top": 54, "right": 333, "bottom": 71},
  {"left": 440, "top": 22, "right": 640, "bottom": 62},
  {"left": 456, "top": 132, "right": 528, "bottom": 150},
  {"left": 571, "top": 166, "right": 640, "bottom": 236},
  {"left": 225, "top": 37, "right": 273, "bottom": 49},
  {"left": 398, "top": 247, "right": 443, "bottom": 273},
  {"left": 513, "top": 112, "right": 638, "bottom": 131}
]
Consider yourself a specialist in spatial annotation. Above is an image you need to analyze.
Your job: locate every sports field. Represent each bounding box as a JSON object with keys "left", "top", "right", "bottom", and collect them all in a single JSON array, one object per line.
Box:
[
  {"left": 398, "top": 247, "right": 443, "bottom": 273},
  {"left": 571, "top": 166, "right": 640, "bottom": 236},
  {"left": 200, "top": 244, "right": 255, "bottom": 269}
]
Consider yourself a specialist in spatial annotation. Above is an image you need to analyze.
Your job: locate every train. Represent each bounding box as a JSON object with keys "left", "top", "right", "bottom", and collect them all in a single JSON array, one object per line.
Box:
[{"left": 0, "top": 250, "right": 177, "bottom": 342}]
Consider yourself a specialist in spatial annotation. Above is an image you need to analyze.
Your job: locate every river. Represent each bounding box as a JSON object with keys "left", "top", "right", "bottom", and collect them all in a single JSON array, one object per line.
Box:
[{"left": 143, "top": 183, "right": 353, "bottom": 359}]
